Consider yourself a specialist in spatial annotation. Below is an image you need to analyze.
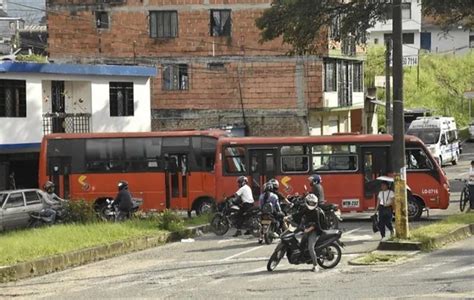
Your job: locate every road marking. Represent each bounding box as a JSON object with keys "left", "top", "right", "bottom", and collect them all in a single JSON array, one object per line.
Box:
[
  {"left": 222, "top": 246, "right": 263, "bottom": 261},
  {"left": 442, "top": 265, "right": 474, "bottom": 275},
  {"left": 342, "top": 234, "right": 375, "bottom": 242},
  {"left": 217, "top": 238, "right": 240, "bottom": 244},
  {"left": 344, "top": 228, "right": 361, "bottom": 235}
]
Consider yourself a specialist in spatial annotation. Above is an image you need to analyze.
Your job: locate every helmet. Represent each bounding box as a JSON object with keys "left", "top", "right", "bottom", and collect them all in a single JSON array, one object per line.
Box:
[
  {"left": 308, "top": 174, "right": 322, "bottom": 185},
  {"left": 118, "top": 180, "right": 129, "bottom": 191},
  {"left": 43, "top": 181, "right": 55, "bottom": 194},
  {"left": 305, "top": 193, "right": 319, "bottom": 210},
  {"left": 263, "top": 182, "right": 273, "bottom": 192},
  {"left": 269, "top": 179, "right": 279, "bottom": 191},
  {"left": 237, "top": 176, "right": 248, "bottom": 187}
]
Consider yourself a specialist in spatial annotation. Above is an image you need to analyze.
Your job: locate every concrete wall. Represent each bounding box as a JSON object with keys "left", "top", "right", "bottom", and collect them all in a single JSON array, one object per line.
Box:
[
  {"left": 0, "top": 73, "right": 152, "bottom": 146},
  {"left": 427, "top": 29, "right": 472, "bottom": 55}
]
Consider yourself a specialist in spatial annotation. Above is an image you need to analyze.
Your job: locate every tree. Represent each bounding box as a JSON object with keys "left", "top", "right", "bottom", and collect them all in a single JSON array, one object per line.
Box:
[
  {"left": 256, "top": 0, "right": 474, "bottom": 54},
  {"left": 423, "top": 0, "right": 474, "bottom": 29}
]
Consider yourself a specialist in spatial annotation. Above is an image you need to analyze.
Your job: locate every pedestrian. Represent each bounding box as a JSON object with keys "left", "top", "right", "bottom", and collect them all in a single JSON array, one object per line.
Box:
[
  {"left": 468, "top": 160, "right": 474, "bottom": 210},
  {"left": 9, "top": 171, "right": 16, "bottom": 190},
  {"left": 376, "top": 180, "right": 395, "bottom": 240}
]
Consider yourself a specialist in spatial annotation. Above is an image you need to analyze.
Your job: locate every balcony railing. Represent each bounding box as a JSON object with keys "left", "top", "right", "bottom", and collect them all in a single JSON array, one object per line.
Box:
[{"left": 43, "top": 113, "right": 91, "bottom": 135}]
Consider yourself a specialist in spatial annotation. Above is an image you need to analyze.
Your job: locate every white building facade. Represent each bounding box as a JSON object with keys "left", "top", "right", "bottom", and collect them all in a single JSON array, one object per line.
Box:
[{"left": 0, "top": 61, "right": 156, "bottom": 189}]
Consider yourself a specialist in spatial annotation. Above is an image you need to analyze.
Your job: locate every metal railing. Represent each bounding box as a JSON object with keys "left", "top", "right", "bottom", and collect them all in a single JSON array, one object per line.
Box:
[{"left": 42, "top": 113, "right": 91, "bottom": 135}]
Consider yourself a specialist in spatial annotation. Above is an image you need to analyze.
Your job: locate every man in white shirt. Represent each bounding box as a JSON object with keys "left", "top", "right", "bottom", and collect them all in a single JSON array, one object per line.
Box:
[
  {"left": 375, "top": 180, "right": 395, "bottom": 240},
  {"left": 233, "top": 176, "right": 255, "bottom": 237},
  {"left": 468, "top": 161, "right": 474, "bottom": 210}
]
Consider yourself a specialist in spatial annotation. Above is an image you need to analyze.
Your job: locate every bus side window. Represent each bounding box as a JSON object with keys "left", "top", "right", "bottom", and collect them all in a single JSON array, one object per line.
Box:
[{"left": 440, "top": 134, "right": 447, "bottom": 145}]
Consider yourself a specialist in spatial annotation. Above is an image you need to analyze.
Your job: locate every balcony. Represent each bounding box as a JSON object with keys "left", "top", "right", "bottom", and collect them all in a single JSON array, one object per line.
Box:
[{"left": 42, "top": 113, "right": 91, "bottom": 135}]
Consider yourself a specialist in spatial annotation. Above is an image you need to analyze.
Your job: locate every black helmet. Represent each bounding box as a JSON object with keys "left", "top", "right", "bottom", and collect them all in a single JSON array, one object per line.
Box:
[
  {"left": 43, "top": 181, "right": 55, "bottom": 194},
  {"left": 308, "top": 174, "right": 322, "bottom": 185},
  {"left": 264, "top": 182, "right": 273, "bottom": 192},
  {"left": 237, "top": 176, "right": 248, "bottom": 187},
  {"left": 269, "top": 179, "right": 279, "bottom": 191},
  {"left": 118, "top": 180, "right": 129, "bottom": 191}
]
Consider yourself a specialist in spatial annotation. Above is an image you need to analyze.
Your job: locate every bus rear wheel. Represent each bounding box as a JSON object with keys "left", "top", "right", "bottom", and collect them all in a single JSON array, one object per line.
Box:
[
  {"left": 408, "top": 196, "right": 423, "bottom": 221},
  {"left": 195, "top": 198, "right": 215, "bottom": 215}
]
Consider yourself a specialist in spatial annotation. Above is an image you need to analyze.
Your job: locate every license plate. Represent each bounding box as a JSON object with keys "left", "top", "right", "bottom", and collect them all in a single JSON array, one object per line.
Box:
[{"left": 261, "top": 220, "right": 272, "bottom": 225}]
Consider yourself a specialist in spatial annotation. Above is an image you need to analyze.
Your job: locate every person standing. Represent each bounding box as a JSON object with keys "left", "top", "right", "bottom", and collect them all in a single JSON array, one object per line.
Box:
[
  {"left": 376, "top": 180, "right": 395, "bottom": 240},
  {"left": 468, "top": 160, "right": 474, "bottom": 210}
]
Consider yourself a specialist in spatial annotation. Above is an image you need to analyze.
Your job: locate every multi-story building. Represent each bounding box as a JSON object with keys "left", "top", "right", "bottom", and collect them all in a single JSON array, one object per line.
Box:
[
  {"left": 0, "top": 61, "right": 156, "bottom": 189},
  {"left": 367, "top": 0, "right": 421, "bottom": 65},
  {"left": 46, "top": 0, "right": 373, "bottom": 137}
]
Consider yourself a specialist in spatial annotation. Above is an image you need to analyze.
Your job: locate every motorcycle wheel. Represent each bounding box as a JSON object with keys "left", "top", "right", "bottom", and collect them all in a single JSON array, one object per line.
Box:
[
  {"left": 29, "top": 219, "right": 44, "bottom": 228},
  {"left": 99, "top": 205, "right": 115, "bottom": 222},
  {"left": 316, "top": 242, "right": 342, "bottom": 269},
  {"left": 250, "top": 216, "right": 262, "bottom": 238},
  {"left": 211, "top": 214, "right": 230, "bottom": 236},
  {"left": 267, "top": 244, "right": 286, "bottom": 272},
  {"left": 327, "top": 213, "right": 340, "bottom": 229},
  {"left": 264, "top": 224, "right": 274, "bottom": 245}
]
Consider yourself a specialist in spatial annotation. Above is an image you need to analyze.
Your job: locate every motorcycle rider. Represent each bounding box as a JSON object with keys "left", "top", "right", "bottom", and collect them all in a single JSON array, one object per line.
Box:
[
  {"left": 112, "top": 180, "right": 134, "bottom": 221},
  {"left": 259, "top": 182, "right": 283, "bottom": 242},
  {"left": 308, "top": 174, "right": 325, "bottom": 205},
  {"left": 232, "top": 176, "right": 255, "bottom": 237},
  {"left": 269, "top": 178, "right": 292, "bottom": 207},
  {"left": 287, "top": 193, "right": 324, "bottom": 272},
  {"left": 42, "top": 181, "right": 65, "bottom": 222}
]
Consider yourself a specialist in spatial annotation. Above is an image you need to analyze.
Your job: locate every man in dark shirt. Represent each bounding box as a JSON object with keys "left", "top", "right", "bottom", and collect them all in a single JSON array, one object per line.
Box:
[
  {"left": 290, "top": 193, "right": 323, "bottom": 272},
  {"left": 112, "top": 180, "right": 133, "bottom": 221},
  {"left": 308, "top": 174, "right": 325, "bottom": 204}
]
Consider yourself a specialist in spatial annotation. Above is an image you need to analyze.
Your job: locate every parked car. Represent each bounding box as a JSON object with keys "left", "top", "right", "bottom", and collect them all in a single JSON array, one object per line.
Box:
[{"left": 0, "top": 189, "right": 46, "bottom": 231}]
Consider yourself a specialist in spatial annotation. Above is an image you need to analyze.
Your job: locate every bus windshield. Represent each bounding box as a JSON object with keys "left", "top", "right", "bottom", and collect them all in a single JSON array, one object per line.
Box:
[{"left": 406, "top": 129, "right": 440, "bottom": 145}]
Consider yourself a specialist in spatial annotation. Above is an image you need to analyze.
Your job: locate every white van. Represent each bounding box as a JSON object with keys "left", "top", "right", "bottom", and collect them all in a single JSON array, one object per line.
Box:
[{"left": 407, "top": 117, "right": 460, "bottom": 166}]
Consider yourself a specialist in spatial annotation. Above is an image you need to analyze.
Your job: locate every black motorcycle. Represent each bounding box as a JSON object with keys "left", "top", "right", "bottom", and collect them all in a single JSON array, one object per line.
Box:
[
  {"left": 259, "top": 203, "right": 283, "bottom": 244},
  {"left": 211, "top": 197, "right": 261, "bottom": 237},
  {"left": 99, "top": 198, "right": 142, "bottom": 222},
  {"left": 267, "top": 225, "right": 344, "bottom": 272},
  {"left": 319, "top": 203, "right": 343, "bottom": 229},
  {"left": 29, "top": 206, "right": 68, "bottom": 228}
]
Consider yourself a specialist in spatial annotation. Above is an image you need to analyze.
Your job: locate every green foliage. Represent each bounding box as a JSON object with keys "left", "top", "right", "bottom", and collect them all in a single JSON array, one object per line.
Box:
[
  {"left": 404, "top": 52, "right": 474, "bottom": 128},
  {"left": 15, "top": 54, "right": 48, "bottom": 63},
  {"left": 365, "top": 45, "right": 386, "bottom": 88},
  {"left": 353, "top": 253, "right": 404, "bottom": 265},
  {"left": 63, "top": 199, "right": 98, "bottom": 224},
  {"left": 184, "top": 213, "right": 213, "bottom": 226},
  {"left": 423, "top": 0, "right": 474, "bottom": 29}
]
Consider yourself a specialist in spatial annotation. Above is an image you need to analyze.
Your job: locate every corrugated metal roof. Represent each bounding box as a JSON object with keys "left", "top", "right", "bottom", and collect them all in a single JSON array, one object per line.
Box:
[
  {"left": 19, "top": 25, "right": 47, "bottom": 32},
  {"left": 0, "top": 61, "right": 157, "bottom": 77}
]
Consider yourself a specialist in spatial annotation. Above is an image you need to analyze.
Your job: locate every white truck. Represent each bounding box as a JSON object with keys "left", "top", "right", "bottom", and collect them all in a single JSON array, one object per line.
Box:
[{"left": 407, "top": 117, "right": 460, "bottom": 166}]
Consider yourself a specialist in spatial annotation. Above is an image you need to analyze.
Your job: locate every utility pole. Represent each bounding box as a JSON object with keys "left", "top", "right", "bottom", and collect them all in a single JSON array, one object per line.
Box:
[
  {"left": 392, "top": 0, "right": 409, "bottom": 239},
  {"left": 385, "top": 39, "right": 392, "bottom": 134}
]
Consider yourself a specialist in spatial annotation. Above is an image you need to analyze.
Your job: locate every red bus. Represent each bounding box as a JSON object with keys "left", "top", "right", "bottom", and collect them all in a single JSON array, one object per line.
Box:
[
  {"left": 38, "top": 130, "right": 227, "bottom": 215},
  {"left": 215, "top": 134, "right": 449, "bottom": 220}
]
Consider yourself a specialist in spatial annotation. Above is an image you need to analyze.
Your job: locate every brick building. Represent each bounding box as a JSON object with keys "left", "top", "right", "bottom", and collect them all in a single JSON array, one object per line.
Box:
[{"left": 46, "top": 0, "right": 373, "bottom": 136}]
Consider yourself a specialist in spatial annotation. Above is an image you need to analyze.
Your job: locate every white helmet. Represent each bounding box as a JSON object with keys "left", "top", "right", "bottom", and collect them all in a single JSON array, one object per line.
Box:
[{"left": 305, "top": 193, "right": 319, "bottom": 210}]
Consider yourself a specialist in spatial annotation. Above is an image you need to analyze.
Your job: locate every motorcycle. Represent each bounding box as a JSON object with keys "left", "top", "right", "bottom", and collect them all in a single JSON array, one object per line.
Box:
[
  {"left": 99, "top": 198, "right": 142, "bottom": 222},
  {"left": 267, "top": 223, "right": 344, "bottom": 272},
  {"left": 211, "top": 197, "right": 261, "bottom": 237},
  {"left": 259, "top": 203, "right": 283, "bottom": 245},
  {"left": 319, "top": 203, "right": 343, "bottom": 229},
  {"left": 28, "top": 205, "right": 68, "bottom": 228}
]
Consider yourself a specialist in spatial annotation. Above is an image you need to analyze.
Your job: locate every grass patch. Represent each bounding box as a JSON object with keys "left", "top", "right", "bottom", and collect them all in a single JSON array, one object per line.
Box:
[
  {"left": 184, "top": 213, "right": 213, "bottom": 227},
  {"left": 408, "top": 212, "right": 474, "bottom": 251},
  {"left": 0, "top": 220, "right": 164, "bottom": 266},
  {"left": 353, "top": 253, "right": 405, "bottom": 265}
]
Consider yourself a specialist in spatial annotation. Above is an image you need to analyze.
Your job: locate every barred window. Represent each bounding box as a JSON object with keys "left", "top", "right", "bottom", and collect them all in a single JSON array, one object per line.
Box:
[
  {"left": 324, "top": 60, "right": 337, "bottom": 92},
  {"left": 0, "top": 80, "right": 26, "bottom": 118},
  {"left": 109, "top": 82, "right": 134, "bottom": 117},
  {"left": 150, "top": 11, "right": 178, "bottom": 38},
  {"left": 353, "top": 63, "right": 363, "bottom": 92},
  {"left": 162, "top": 64, "right": 189, "bottom": 91}
]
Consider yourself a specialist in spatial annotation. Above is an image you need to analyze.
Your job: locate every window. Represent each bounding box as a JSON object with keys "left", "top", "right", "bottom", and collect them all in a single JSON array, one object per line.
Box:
[
  {"left": 210, "top": 9, "right": 231, "bottom": 37},
  {"left": 110, "top": 82, "right": 134, "bottom": 117},
  {"left": 406, "top": 149, "right": 434, "bottom": 170},
  {"left": 374, "top": 38, "right": 379, "bottom": 45},
  {"left": 384, "top": 33, "right": 392, "bottom": 43},
  {"left": 470, "top": 35, "right": 474, "bottom": 48},
  {"left": 85, "top": 138, "right": 124, "bottom": 172},
  {"left": 124, "top": 137, "right": 163, "bottom": 171},
  {"left": 324, "top": 59, "right": 337, "bottom": 92},
  {"left": 0, "top": 80, "right": 26, "bottom": 117},
  {"left": 403, "top": 33, "right": 415, "bottom": 44},
  {"left": 385, "top": 3, "right": 411, "bottom": 20},
  {"left": 162, "top": 64, "right": 189, "bottom": 91},
  {"left": 353, "top": 63, "right": 363, "bottom": 92},
  {"left": 96, "top": 11, "right": 109, "bottom": 29},
  {"left": 24, "top": 191, "right": 42, "bottom": 205},
  {"left": 280, "top": 145, "right": 310, "bottom": 173},
  {"left": 224, "top": 146, "right": 246, "bottom": 174},
  {"left": 150, "top": 11, "right": 178, "bottom": 38},
  {"left": 0, "top": 193, "right": 7, "bottom": 207},
  {"left": 3, "top": 193, "right": 24, "bottom": 208},
  {"left": 312, "top": 144, "right": 358, "bottom": 172},
  {"left": 207, "top": 62, "right": 226, "bottom": 71}
]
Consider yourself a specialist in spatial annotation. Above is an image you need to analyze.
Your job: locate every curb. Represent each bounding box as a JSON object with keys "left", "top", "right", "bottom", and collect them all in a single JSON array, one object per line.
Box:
[{"left": 0, "top": 224, "right": 211, "bottom": 283}]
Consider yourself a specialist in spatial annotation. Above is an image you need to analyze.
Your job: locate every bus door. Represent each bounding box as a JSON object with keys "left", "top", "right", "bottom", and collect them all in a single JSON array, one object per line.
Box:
[
  {"left": 48, "top": 156, "right": 71, "bottom": 199},
  {"left": 165, "top": 154, "right": 189, "bottom": 210},
  {"left": 361, "top": 147, "right": 390, "bottom": 207},
  {"left": 248, "top": 149, "right": 277, "bottom": 200}
]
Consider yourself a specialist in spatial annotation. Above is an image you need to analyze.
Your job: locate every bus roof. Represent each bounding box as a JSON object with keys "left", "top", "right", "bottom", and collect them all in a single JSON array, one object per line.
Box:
[
  {"left": 43, "top": 130, "right": 228, "bottom": 140},
  {"left": 218, "top": 134, "right": 422, "bottom": 145}
]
